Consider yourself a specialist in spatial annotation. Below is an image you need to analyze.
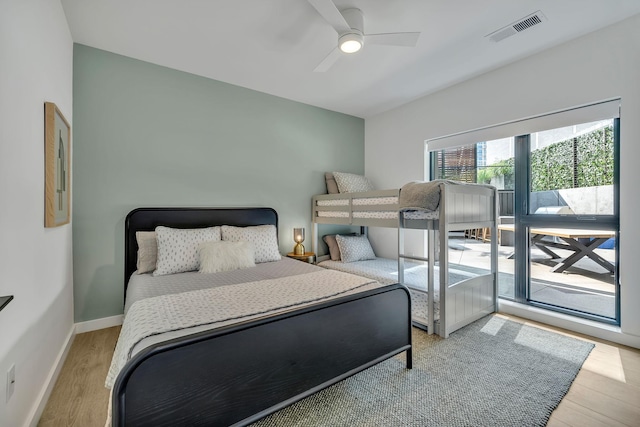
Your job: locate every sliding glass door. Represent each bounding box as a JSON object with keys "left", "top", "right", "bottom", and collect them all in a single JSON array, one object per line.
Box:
[
  {"left": 431, "top": 112, "right": 620, "bottom": 324},
  {"left": 517, "top": 119, "right": 619, "bottom": 322}
]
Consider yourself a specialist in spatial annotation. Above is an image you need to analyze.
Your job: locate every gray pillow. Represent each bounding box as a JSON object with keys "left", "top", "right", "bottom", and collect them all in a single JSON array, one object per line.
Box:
[
  {"left": 325, "top": 172, "right": 339, "bottom": 194},
  {"left": 335, "top": 234, "right": 376, "bottom": 263},
  {"left": 136, "top": 231, "right": 157, "bottom": 274},
  {"left": 323, "top": 233, "right": 357, "bottom": 261}
]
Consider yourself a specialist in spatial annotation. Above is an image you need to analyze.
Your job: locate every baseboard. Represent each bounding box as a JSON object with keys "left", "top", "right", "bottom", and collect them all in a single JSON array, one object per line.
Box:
[
  {"left": 75, "top": 314, "right": 123, "bottom": 334},
  {"left": 499, "top": 300, "right": 640, "bottom": 349},
  {"left": 26, "top": 325, "right": 75, "bottom": 427}
]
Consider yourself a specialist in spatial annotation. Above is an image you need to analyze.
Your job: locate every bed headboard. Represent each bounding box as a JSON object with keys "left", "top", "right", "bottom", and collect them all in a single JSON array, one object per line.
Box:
[{"left": 124, "top": 207, "right": 278, "bottom": 292}]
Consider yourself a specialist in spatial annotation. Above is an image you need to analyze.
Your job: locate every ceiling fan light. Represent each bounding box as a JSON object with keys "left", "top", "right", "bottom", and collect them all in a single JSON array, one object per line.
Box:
[{"left": 339, "top": 33, "right": 363, "bottom": 53}]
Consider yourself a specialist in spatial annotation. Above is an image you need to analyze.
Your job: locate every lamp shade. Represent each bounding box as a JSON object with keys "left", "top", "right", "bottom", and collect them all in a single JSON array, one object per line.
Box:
[{"left": 293, "top": 228, "right": 305, "bottom": 255}]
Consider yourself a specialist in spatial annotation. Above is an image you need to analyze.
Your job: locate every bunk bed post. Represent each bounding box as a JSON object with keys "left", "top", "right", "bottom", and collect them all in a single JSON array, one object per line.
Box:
[
  {"left": 427, "top": 225, "right": 435, "bottom": 335},
  {"left": 491, "top": 188, "right": 499, "bottom": 313},
  {"left": 398, "top": 215, "right": 405, "bottom": 284},
  {"left": 312, "top": 222, "right": 318, "bottom": 255},
  {"left": 438, "top": 182, "right": 449, "bottom": 338}
]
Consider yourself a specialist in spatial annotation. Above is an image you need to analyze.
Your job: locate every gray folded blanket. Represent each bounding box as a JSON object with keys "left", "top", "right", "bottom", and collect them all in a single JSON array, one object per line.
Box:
[{"left": 398, "top": 180, "right": 459, "bottom": 211}]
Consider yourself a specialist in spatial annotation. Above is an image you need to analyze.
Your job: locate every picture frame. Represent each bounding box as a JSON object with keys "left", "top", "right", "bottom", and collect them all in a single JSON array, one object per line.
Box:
[{"left": 44, "top": 102, "right": 71, "bottom": 227}]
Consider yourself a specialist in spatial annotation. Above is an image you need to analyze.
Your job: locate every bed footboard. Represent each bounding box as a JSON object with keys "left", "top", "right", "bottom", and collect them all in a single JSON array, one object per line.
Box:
[{"left": 112, "top": 284, "right": 412, "bottom": 426}]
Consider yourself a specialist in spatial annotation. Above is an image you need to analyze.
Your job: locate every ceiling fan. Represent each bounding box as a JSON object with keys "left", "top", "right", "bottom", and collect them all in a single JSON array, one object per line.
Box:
[{"left": 308, "top": 0, "right": 421, "bottom": 72}]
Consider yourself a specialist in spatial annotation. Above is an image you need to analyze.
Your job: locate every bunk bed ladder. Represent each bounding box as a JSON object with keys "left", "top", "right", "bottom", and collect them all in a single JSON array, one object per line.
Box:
[{"left": 398, "top": 215, "right": 438, "bottom": 335}]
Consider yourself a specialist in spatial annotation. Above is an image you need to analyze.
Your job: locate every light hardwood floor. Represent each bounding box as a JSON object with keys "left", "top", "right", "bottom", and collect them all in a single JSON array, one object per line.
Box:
[
  {"left": 38, "top": 315, "right": 640, "bottom": 426},
  {"left": 38, "top": 326, "right": 120, "bottom": 427}
]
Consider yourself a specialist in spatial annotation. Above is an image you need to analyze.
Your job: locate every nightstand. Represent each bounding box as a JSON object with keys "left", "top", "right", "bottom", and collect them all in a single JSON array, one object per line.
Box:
[{"left": 286, "top": 252, "right": 316, "bottom": 264}]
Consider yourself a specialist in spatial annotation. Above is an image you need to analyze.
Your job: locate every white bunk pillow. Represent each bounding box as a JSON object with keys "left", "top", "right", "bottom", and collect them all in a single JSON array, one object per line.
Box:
[
  {"left": 198, "top": 241, "right": 255, "bottom": 273},
  {"left": 153, "top": 226, "right": 222, "bottom": 276},
  {"left": 332, "top": 172, "right": 374, "bottom": 193},
  {"left": 323, "top": 233, "right": 357, "bottom": 261},
  {"left": 335, "top": 234, "right": 376, "bottom": 263}
]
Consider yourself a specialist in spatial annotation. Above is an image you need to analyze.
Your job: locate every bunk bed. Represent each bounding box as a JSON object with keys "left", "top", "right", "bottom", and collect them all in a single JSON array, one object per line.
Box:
[
  {"left": 109, "top": 207, "right": 412, "bottom": 427},
  {"left": 312, "top": 180, "right": 498, "bottom": 338}
]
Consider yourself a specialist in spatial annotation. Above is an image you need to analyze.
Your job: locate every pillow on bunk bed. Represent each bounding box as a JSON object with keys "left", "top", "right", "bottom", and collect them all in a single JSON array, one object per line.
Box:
[
  {"left": 221, "top": 224, "right": 282, "bottom": 263},
  {"left": 332, "top": 172, "right": 374, "bottom": 193},
  {"left": 323, "top": 233, "right": 357, "bottom": 261},
  {"left": 154, "top": 226, "right": 222, "bottom": 276},
  {"left": 335, "top": 234, "right": 376, "bottom": 263},
  {"left": 198, "top": 241, "right": 255, "bottom": 273},
  {"left": 135, "top": 231, "right": 157, "bottom": 274},
  {"left": 325, "top": 172, "right": 339, "bottom": 194}
]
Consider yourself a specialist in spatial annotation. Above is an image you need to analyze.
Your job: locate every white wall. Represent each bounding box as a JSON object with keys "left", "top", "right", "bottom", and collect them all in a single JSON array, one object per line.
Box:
[
  {"left": 0, "top": 1, "right": 74, "bottom": 426},
  {"left": 365, "top": 14, "right": 640, "bottom": 344}
]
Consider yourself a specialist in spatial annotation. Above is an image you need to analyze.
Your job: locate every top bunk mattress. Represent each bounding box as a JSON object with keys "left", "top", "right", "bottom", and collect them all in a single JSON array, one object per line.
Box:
[
  {"left": 314, "top": 192, "right": 439, "bottom": 221},
  {"left": 313, "top": 180, "right": 496, "bottom": 226}
]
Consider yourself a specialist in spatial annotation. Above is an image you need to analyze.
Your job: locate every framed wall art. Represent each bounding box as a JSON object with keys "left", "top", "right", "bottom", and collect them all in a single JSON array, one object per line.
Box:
[{"left": 44, "top": 102, "right": 71, "bottom": 227}]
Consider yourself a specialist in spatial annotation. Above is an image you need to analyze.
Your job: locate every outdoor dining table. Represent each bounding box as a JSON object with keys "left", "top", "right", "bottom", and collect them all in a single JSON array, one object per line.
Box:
[{"left": 497, "top": 224, "right": 615, "bottom": 273}]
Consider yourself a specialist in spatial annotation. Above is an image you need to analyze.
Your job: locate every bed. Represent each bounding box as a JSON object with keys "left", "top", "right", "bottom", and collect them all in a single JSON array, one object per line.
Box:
[
  {"left": 110, "top": 207, "right": 412, "bottom": 427},
  {"left": 312, "top": 179, "right": 498, "bottom": 338}
]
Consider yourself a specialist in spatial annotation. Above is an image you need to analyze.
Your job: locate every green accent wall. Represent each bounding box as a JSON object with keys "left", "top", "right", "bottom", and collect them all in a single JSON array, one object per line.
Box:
[{"left": 72, "top": 44, "right": 364, "bottom": 322}]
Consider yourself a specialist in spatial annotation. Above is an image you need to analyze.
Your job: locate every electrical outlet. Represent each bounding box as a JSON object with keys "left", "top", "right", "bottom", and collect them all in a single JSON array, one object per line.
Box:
[{"left": 6, "top": 364, "right": 15, "bottom": 402}]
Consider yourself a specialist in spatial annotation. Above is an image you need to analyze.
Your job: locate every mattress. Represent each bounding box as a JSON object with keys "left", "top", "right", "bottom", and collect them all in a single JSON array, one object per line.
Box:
[
  {"left": 123, "top": 257, "right": 386, "bottom": 357},
  {"left": 315, "top": 195, "right": 439, "bottom": 220},
  {"left": 318, "top": 257, "right": 476, "bottom": 325},
  {"left": 125, "top": 256, "right": 319, "bottom": 314}
]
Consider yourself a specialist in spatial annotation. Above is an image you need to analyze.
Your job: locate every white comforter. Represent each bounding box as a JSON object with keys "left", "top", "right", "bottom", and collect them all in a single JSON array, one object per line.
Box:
[{"left": 106, "top": 269, "right": 378, "bottom": 388}]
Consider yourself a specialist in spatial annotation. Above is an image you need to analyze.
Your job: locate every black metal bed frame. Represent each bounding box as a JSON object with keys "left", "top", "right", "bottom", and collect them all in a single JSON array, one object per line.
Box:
[{"left": 113, "top": 207, "right": 412, "bottom": 426}]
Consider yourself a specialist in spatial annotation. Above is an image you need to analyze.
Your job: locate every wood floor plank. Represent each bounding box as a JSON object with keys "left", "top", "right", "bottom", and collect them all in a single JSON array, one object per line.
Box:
[
  {"left": 551, "top": 399, "right": 628, "bottom": 427},
  {"left": 564, "top": 382, "right": 640, "bottom": 426},
  {"left": 546, "top": 416, "right": 572, "bottom": 427},
  {"left": 581, "top": 353, "right": 628, "bottom": 382},
  {"left": 573, "top": 369, "right": 640, "bottom": 407},
  {"left": 38, "top": 326, "right": 120, "bottom": 427},
  {"left": 621, "top": 366, "right": 640, "bottom": 389}
]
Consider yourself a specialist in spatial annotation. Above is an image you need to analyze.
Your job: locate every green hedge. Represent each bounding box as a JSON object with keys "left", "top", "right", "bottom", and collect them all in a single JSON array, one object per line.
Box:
[{"left": 478, "top": 125, "right": 613, "bottom": 191}]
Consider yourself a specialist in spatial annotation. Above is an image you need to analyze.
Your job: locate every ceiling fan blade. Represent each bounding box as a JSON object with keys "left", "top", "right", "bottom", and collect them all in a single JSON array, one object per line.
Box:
[
  {"left": 364, "top": 32, "right": 420, "bottom": 47},
  {"left": 314, "top": 47, "right": 342, "bottom": 72},
  {"left": 308, "top": 0, "right": 351, "bottom": 34}
]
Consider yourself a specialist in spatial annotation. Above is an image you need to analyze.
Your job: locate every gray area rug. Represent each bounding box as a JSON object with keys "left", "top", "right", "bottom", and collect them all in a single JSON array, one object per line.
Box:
[{"left": 252, "top": 315, "right": 594, "bottom": 427}]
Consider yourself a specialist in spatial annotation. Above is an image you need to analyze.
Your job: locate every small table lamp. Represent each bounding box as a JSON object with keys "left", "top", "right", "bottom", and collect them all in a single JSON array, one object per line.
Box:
[{"left": 293, "top": 228, "right": 305, "bottom": 255}]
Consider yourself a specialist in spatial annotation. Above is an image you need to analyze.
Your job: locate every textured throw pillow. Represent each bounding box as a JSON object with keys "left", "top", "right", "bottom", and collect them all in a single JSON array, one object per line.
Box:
[
  {"left": 221, "top": 224, "right": 281, "bottom": 263},
  {"left": 154, "top": 226, "right": 222, "bottom": 276},
  {"left": 325, "top": 172, "right": 339, "bottom": 194},
  {"left": 198, "top": 241, "right": 255, "bottom": 274},
  {"left": 335, "top": 234, "right": 376, "bottom": 263},
  {"left": 333, "top": 172, "right": 374, "bottom": 193},
  {"left": 323, "top": 234, "right": 341, "bottom": 261},
  {"left": 136, "top": 231, "right": 158, "bottom": 274},
  {"left": 323, "top": 233, "right": 358, "bottom": 261}
]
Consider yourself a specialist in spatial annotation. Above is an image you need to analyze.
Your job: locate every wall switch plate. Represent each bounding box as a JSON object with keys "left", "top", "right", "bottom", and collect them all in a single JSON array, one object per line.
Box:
[{"left": 6, "top": 364, "right": 15, "bottom": 402}]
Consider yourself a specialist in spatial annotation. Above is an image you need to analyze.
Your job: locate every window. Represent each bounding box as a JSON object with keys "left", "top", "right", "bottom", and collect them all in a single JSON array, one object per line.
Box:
[{"left": 428, "top": 101, "right": 620, "bottom": 324}]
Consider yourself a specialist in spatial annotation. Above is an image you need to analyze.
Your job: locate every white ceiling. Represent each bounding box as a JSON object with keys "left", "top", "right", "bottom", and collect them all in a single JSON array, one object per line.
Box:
[{"left": 61, "top": 0, "right": 640, "bottom": 118}]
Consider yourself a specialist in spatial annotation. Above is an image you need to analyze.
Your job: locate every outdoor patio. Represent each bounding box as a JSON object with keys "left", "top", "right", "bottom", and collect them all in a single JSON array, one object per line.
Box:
[{"left": 446, "top": 234, "right": 616, "bottom": 319}]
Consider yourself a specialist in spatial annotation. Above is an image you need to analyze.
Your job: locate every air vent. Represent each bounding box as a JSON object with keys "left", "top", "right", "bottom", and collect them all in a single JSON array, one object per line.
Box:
[{"left": 486, "top": 11, "right": 547, "bottom": 43}]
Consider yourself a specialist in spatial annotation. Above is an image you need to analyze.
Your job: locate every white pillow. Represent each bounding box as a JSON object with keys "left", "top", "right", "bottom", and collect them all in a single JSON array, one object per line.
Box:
[
  {"left": 136, "top": 231, "right": 157, "bottom": 274},
  {"left": 198, "top": 241, "right": 255, "bottom": 274},
  {"left": 335, "top": 234, "right": 376, "bottom": 263},
  {"left": 333, "top": 172, "right": 374, "bottom": 193},
  {"left": 221, "top": 224, "right": 281, "bottom": 263},
  {"left": 154, "top": 226, "right": 222, "bottom": 276}
]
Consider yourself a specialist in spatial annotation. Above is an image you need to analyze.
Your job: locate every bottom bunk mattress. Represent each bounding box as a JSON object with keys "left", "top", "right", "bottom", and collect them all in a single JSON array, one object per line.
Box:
[{"left": 317, "top": 257, "right": 476, "bottom": 327}]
